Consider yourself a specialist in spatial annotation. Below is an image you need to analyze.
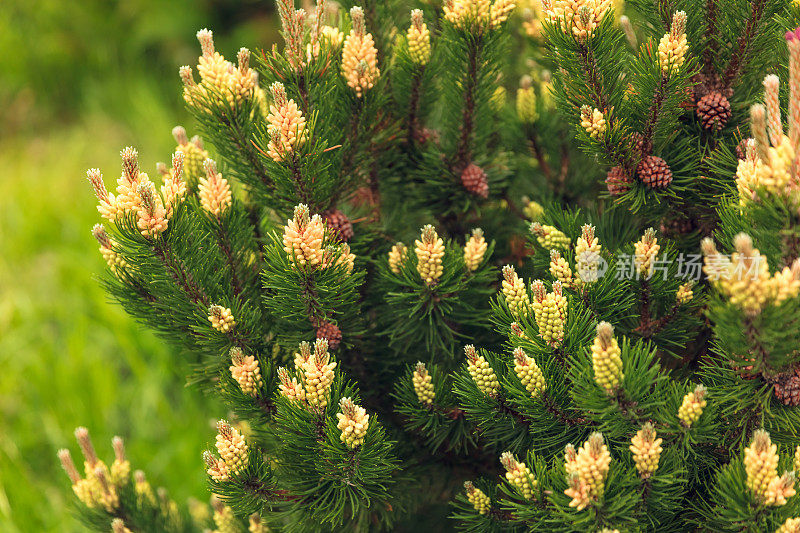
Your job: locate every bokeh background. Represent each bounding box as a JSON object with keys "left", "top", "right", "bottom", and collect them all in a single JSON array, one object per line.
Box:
[{"left": 0, "top": 1, "right": 281, "bottom": 530}]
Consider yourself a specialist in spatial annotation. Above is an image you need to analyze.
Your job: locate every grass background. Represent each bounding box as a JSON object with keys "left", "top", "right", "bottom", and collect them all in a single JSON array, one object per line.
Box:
[{"left": 0, "top": 1, "right": 279, "bottom": 530}]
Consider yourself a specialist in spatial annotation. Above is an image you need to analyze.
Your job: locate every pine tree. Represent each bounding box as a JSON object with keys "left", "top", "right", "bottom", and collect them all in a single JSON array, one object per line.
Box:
[{"left": 59, "top": 0, "right": 800, "bottom": 531}]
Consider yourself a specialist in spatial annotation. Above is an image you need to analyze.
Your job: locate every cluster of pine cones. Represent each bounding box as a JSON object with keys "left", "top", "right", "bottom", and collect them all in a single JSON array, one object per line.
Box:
[{"left": 605, "top": 73, "right": 734, "bottom": 196}]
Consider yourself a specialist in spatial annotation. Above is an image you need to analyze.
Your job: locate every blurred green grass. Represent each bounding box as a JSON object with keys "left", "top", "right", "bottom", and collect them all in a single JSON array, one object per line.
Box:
[
  {"left": 0, "top": 1, "right": 277, "bottom": 530},
  {"left": 0, "top": 117, "right": 219, "bottom": 532}
]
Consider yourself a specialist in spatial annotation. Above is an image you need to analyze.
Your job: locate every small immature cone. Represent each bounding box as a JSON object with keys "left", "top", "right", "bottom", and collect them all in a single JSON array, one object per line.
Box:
[
  {"left": 543, "top": 0, "right": 611, "bottom": 41},
  {"left": 605, "top": 166, "right": 632, "bottom": 196},
  {"left": 575, "top": 223, "right": 601, "bottom": 284},
  {"left": 502, "top": 265, "right": 530, "bottom": 318},
  {"left": 777, "top": 518, "right": 800, "bottom": 533},
  {"left": 549, "top": 250, "right": 574, "bottom": 288},
  {"left": 173, "top": 126, "right": 209, "bottom": 191},
  {"left": 465, "top": 344, "right": 500, "bottom": 397},
  {"left": 324, "top": 209, "right": 354, "bottom": 242},
  {"left": 634, "top": 228, "right": 660, "bottom": 276},
  {"left": 316, "top": 321, "right": 342, "bottom": 350},
  {"left": 86, "top": 168, "right": 118, "bottom": 220},
  {"left": 299, "top": 338, "right": 337, "bottom": 412},
  {"left": 215, "top": 420, "right": 249, "bottom": 475},
  {"left": 533, "top": 282, "right": 566, "bottom": 346},
  {"left": 111, "top": 519, "right": 133, "bottom": 533},
  {"left": 266, "top": 82, "right": 308, "bottom": 161},
  {"left": 591, "top": 322, "right": 623, "bottom": 394},
  {"left": 658, "top": 11, "right": 687, "bottom": 73},
  {"left": 751, "top": 104, "right": 771, "bottom": 164},
  {"left": 208, "top": 305, "right": 235, "bottom": 333},
  {"left": 231, "top": 47, "right": 257, "bottom": 104},
  {"left": 744, "top": 429, "right": 776, "bottom": 497},
  {"left": 464, "top": 481, "right": 491, "bottom": 515},
  {"left": 461, "top": 163, "right": 489, "bottom": 198},
  {"left": 531, "top": 222, "right": 569, "bottom": 249},
  {"left": 179, "top": 65, "right": 198, "bottom": 106},
  {"left": 322, "top": 242, "right": 356, "bottom": 274},
  {"left": 92, "top": 224, "right": 127, "bottom": 271},
  {"left": 407, "top": 9, "right": 431, "bottom": 65},
  {"left": 134, "top": 470, "right": 156, "bottom": 507},
  {"left": 463, "top": 228, "right": 488, "bottom": 271},
  {"left": 770, "top": 259, "right": 800, "bottom": 306},
  {"left": 277, "top": 0, "right": 305, "bottom": 70},
  {"left": 513, "top": 348, "right": 545, "bottom": 398},
  {"left": 787, "top": 29, "right": 800, "bottom": 151},
  {"left": 510, "top": 321, "right": 529, "bottom": 341},
  {"left": 764, "top": 75, "right": 783, "bottom": 147},
  {"left": 204, "top": 450, "right": 230, "bottom": 482},
  {"left": 796, "top": 445, "right": 800, "bottom": 473},
  {"left": 412, "top": 362, "right": 435, "bottom": 405},
  {"left": 720, "top": 233, "right": 772, "bottom": 315},
  {"left": 415, "top": 224, "right": 445, "bottom": 285},
  {"left": 564, "top": 432, "right": 611, "bottom": 511},
  {"left": 320, "top": 25, "right": 345, "bottom": 49},
  {"left": 743, "top": 429, "right": 795, "bottom": 506},
  {"left": 160, "top": 151, "right": 187, "bottom": 220},
  {"left": 112, "top": 146, "right": 149, "bottom": 213},
  {"left": 136, "top": 181, "right": 169, "bottom": 237},
  {"left": 443, "top": 0, "right": 491, "bottom": 29},
  {"left": 229, "top": 347, "right": 264, "bottom": 397},
  {"left": 388, "top": 242, "right": 408, "bottom": 274},
  {"left": 195, "top": 29, "right": 227, "bottom": 87},
  {"left": 765, "top": 471, "right": 797, "bottom": 507},
  {"left": 490, "top": 0, "right": 516, "bottom": 28},
  {"left": 277, "top": 366, "right": 306, "bottom": 403},
  {"left": 629, "top": 422, "right": 662, "bottom": 479},
  {"left": 678, "top": 384, "right": 707, "bottom": 427},
  {"left": 249, "top": 513, "right": 268, "bottom": 533},
  {"left": 75, "top": 427, "right": 99, "bottom": 467},
  {"left": 58, "top": 448, "right": 82, "bottom": 485},
  {"left": 500, "top": 452, "right": 536, "bottom": 499},
  {"left": 580, "top": 105, "right": 606, "bottom": 139},
  {"left": 516, "top": 75, "right": 538, "bottom": 124},
  {"left": 283, "top": 204, "right": 326, "bottom": 269},
  {"left": 676, "top": 281, "right": 694, "bottom": 304},
  {"left": 337, "top": 397, "right": 370, "bottom": 449},
  {"left": 184, "top": 29, "right": 255, "bottom": 108},
  {"left": 211, "top": 496, "right": 238, "bottom": 533},
  {"left": 701, "top": 237, "right": 732, "bottom": 285},
  {"left": 110, "top": 436, "right": 130, "bottom": 486},
  {"left": 198, "top": 159, "right": 231, "bottom": 216},
  {"left": 342, "top": 7, "right": 380, "bottom": 97},
  {"left": 522, "top": 198, "right": 544, "bottom": 221},
  {"left": 620, "top": 15, "right": 637, "bottom": 48}
]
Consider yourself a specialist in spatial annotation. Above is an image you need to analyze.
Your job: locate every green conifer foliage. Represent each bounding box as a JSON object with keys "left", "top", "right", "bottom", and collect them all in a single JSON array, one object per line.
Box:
[{"left": 60, "top": 1, "right": 800, "bottom": 531}]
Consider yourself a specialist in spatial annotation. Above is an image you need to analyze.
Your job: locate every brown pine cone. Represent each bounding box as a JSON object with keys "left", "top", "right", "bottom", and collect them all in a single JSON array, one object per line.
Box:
[
  {"left": 414, "top": 127, "right": 440, "bottom": 145},
  {"left": 659, "top": 214, "right": 694, "bottom": 237},
  {"left": 637, "top": 155, "right": 672, "bottom": 189},
  {"left": 316, "top": 321, "right": 342, "bottom": 350},
  {"left": 605, "top": 166, "right": 632, "bottom": 196},
  {"left": 461, "top": 163, "right": 489, "bottom": 198},
  {"left": 773, "top": 372, "right": 800, "bottom": 406},
  {"left": 628, "top": 132, "right": 645, "bottom": 157},
  {"left": 697, "top": 92, "right": 731, "bottom": 131},
  {"left": 735, "top": 138, "right": 751, "bottom": 160},
  {"left": 324, "top": 209, "right": 354, "bottom": 242}
]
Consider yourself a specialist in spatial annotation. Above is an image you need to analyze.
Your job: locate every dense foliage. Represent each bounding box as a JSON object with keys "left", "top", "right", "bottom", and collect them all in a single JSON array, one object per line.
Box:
[{"left": 58, "top": 1, "right": 800, "bottom": 531}]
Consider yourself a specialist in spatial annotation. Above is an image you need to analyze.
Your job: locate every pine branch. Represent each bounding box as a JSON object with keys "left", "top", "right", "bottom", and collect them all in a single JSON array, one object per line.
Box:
[
  {"left": 153, "top": 238, "right": 209, "bottom": 306},
  {"left": 453, "top": 36, "right": 482, "bottom": 172},
  {"left": 721, "top": 0, "right": 768, "bottom": 92}
]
